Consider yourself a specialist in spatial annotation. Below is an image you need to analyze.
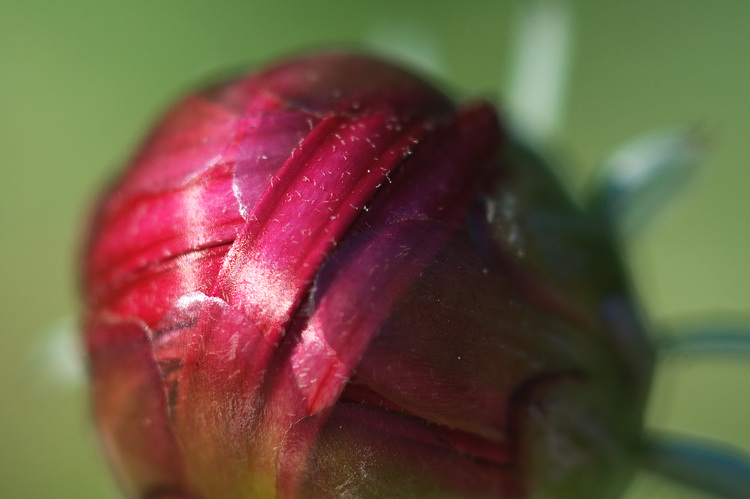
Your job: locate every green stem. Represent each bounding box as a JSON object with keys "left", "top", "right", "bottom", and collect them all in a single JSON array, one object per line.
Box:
[
  {"left": 641, "top": 434, "right": 750, "bottom": 498},
  {"left": 657, "top": 325, "right": 750, "bottom": 358}
]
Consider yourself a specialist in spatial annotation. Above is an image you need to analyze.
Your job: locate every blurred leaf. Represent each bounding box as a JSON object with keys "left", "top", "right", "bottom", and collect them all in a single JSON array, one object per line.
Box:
[
  {"left": 642, "top": 433, "right": 750, "bottom": 499},
  {"left": 506, "top": 0, "right": 573, "bottom": 145},
  {"left": 29, "top": 315, "right": 85, "bottom": 393},
  {"left": 588, "top": 128, "right": 705, "bottom": 237}
]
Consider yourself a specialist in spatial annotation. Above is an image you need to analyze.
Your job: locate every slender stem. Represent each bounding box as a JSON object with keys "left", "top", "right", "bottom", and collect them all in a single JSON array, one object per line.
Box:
[
  {"left": 640, "top": 434, "right": 750, "bottom": 498},
  {"left": 657, "top": 325, "right": 750, "bottom": 358}
]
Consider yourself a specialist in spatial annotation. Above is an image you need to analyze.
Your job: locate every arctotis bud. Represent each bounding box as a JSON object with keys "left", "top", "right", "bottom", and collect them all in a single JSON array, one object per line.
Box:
[{"left": 82, "top": 52, "right": 653, "bottom": 498}]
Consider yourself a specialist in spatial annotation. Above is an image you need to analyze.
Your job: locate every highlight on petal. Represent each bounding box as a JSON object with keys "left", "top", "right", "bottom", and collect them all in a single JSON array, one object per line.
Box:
[
  {"left": 216, "top": 111, "right": 435, "bottom": 335},
  {"left": 150, "top": 292, "right": 278, "bottom": 497}
]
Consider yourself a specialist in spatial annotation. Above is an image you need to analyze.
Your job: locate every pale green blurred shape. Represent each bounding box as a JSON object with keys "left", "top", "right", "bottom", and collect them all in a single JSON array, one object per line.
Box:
[{"left": 1, "top": 1, "right": 748, "bottom": 497}]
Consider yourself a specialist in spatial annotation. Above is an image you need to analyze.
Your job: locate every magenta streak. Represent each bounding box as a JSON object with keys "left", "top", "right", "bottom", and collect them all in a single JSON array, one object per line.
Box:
[
  {"left": 290, "top": 222, "right": 454, "bottom": 414},
  {"left": 214, "top": 113, "right": 432, "bottom": 339},
  {"left": 285, "top": 105, "right": 502, "bottom": 414}
]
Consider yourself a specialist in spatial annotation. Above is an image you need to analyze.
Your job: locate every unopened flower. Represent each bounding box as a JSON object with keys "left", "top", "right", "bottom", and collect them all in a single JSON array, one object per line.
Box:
[{"left": 82, "top": 52, "right": 656, "bottom": 498}]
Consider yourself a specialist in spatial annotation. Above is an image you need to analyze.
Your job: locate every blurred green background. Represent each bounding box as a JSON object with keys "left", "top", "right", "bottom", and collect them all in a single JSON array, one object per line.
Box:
[{"left": 1, "top": 1, "right": 749, "bottom": 497}]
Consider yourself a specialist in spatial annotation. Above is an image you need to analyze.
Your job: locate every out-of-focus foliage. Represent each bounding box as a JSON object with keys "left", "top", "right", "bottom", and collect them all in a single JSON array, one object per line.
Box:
[{"left": 1, "top": 1, "right": 749, "bottom": 497}]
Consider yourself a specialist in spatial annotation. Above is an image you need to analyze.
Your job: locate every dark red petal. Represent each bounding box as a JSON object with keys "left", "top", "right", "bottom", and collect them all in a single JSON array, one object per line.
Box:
[
  {"left": 252, "top": 51, "right": 454, "bottom": 118},
  {"left": 247, "top": 104, "right": 503, "bottom": 427},
  {"left": 359, "top": 102, "right": 501, "bottom": 228},
  {"left": 352, "top": 226, "right": 602, "bottom": 439},
  {"left": 473, "top": 144, "right": 624, "bottom": 320},
  {"left": 276, "top": 404, "right": 520, "bottom": 499},
  {"left": 86, "top": 316, "right": 187, "bottom": 497}
]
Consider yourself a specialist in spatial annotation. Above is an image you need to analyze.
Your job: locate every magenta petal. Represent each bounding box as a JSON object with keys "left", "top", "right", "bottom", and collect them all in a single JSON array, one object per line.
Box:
[
  {"left": 115, "top": 96, "right": 242, "bottom": 197},
  {"left": 86, "top": 166, "right": 240, "bottom": 312},
  {"left": 215, "top": 112, "right": 434, "bottom": 336},
  {"left": 115, "top": 70, "right": 289, "bottom": 197},
  {"left": 84, "top": 92, "right": 250, "bottom": 325},
  {"left": 151, "top": 292, "right": 278, "bottom": 496},
  {"left": 232, "top": 111, "right": 319, "bottom": 218},
  {"left": 97, "top": 245, "right": 228, "bottom": 328},
  {"left": 276, "top": 404, "right": 519, "bottom": 499},
  {"left": 360, "top": 102, "right": 501, "bottom": 228}
]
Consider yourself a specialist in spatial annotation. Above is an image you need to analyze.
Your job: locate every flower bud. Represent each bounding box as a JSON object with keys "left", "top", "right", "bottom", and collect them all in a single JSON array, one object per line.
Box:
[{"left": 82, "top": 52, "right": 653, "bottom": 498}]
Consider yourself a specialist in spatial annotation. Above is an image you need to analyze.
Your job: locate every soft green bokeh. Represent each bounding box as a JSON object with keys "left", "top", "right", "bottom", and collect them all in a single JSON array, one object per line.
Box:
[{"left": 1, "top": 1, "right": 748, "bottom": 497}]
